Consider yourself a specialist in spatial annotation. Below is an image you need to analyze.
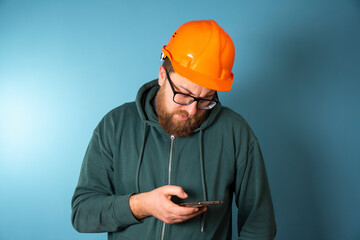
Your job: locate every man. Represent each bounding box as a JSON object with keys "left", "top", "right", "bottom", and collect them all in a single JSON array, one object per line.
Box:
[{"left": 72, "top": 19, "right": 276, "bottom": 239}]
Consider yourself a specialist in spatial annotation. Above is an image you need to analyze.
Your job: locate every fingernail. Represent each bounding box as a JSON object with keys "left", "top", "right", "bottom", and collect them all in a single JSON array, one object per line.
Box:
[{"left": 194, "top": 208, "right": 199, "bottom": 212}]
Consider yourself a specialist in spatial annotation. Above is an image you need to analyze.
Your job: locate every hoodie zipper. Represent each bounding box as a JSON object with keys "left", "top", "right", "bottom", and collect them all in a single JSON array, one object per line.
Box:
[{"left": 161, "top": 135, "right": 175, "bottom": 240}]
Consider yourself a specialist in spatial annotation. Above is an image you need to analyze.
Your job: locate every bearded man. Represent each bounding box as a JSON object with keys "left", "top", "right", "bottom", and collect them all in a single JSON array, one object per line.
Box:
[{"left": 71, "top": 20, "right": 276, "bottom": 240}]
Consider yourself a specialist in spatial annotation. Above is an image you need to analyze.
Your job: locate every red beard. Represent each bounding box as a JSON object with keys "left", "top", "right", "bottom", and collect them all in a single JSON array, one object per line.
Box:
[{"left": 155, "top": 87, "right": 206, "bottom": 138}]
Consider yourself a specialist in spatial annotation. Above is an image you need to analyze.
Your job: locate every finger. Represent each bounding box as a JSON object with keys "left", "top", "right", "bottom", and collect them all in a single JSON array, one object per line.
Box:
[
  {"left": 180, "top": 206, "right": 207, "bottom": 217},
  {"left": 168, "top": 204, "right": 206, "bottom": 217},
  {"left": 183, "top": 207, "right": 207, "bottom": 219},
  {"left": 161, "top": 185, "right": 188, "bottom": 199},
  {"left": 168, "top": 207, "right": 207, "bottom": 224}
]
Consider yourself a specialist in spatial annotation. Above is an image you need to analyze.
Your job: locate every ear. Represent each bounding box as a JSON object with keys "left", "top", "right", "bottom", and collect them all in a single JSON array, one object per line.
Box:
[{"left": 158, "top": 66, "right": 166, "bottom": 86}]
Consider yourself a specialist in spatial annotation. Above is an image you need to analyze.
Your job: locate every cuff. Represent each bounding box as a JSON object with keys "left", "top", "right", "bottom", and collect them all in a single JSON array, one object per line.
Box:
[{"left": 113, "top": 193, "right": 142, "bottom": 228}]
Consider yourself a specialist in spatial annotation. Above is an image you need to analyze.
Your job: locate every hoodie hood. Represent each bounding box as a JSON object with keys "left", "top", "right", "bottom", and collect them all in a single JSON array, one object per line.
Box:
[{"left": 135, "top": 79, "right": 222, "bottom": 134}]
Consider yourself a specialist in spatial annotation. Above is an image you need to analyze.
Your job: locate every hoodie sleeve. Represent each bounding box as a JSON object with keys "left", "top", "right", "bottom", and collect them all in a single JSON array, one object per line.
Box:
[
  {"left": 235, "top": 139, "right": 277, "bottom": 239},
  {"left": 71, "top": 122, "right": 140, "bottom": 233}
]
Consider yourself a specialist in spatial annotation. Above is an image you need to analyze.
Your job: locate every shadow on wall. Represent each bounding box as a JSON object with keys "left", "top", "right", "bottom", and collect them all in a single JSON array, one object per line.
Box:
[{"left": 227, "top": 15, "right": 360, "bottom": 240}]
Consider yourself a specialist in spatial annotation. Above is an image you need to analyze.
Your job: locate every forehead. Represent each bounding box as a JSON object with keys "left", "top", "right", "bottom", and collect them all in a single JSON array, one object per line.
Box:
[{"left": 169, "top": 71, "right": 216, "bottom": 97}]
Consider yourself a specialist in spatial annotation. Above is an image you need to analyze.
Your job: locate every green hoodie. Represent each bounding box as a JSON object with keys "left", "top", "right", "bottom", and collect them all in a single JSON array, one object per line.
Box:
[{"left": 71, "top": 80, "right": 276, "bottom": 239}]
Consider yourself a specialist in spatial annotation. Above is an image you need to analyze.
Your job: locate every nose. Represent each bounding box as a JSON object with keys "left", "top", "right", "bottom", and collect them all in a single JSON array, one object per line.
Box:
[{"left": 183, "top": 101, "right": 198, "bottom": 115}]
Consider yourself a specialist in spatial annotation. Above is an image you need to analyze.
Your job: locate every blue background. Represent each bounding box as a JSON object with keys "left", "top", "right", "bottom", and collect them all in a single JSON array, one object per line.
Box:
[{"left": 1, "top": 0, "right": 359, "bottom": 239}]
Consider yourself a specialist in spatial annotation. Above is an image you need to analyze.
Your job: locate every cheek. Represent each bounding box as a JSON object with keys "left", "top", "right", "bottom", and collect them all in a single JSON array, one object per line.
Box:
[
  {"left": 163, "top": 90, "right": 179, "bottom": 111},
  {"left": 158, "top": 96, "right": 175, "bottom": 115},
  {"left": 167, "top": 102, "right": 182, "bottom": 114}
]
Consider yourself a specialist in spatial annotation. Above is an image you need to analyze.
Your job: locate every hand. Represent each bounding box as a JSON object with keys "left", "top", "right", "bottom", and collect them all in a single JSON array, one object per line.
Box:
[{"left": 129, "top": 185, "right": 207, "bottom": 224}]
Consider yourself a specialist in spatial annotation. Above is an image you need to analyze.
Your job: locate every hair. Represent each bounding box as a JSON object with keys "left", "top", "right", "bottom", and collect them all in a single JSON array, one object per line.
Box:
[{"left": 162, "top": 57, "right": 175, "bottom": 73}]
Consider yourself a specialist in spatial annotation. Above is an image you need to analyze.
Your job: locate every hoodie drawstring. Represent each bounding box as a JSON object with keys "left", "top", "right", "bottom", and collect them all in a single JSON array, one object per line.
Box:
[
  {"left": 135, "top": 123, "right": 148, "bottom": 193},
  {"left": 199, "top": 129, "right": 208, "bottom": 232}
]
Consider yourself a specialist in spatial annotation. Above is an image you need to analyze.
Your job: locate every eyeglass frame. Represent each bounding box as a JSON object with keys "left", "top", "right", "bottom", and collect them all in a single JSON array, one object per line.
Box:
[{"left": 165, "top": 69, "right": 219, "bottom": 110}]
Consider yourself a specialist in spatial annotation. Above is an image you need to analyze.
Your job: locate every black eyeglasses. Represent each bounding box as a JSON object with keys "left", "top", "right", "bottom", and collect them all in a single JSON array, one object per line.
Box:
[{"left": 165, "top": 70, "right": 219, "bottom": 110}]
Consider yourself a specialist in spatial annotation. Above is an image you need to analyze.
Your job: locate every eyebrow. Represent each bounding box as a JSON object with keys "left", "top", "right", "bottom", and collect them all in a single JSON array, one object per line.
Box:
[
  {"left": 166, "top": 70, "right": 215, "bottom": 99},
  {"left": 177, "top": 85, "right": 215, "bottom": 99}
]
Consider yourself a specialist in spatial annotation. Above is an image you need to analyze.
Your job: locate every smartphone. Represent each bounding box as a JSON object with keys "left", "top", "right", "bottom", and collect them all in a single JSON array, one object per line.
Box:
[{"left": 179, "top": 200, "right": 224, "bottom": 207}]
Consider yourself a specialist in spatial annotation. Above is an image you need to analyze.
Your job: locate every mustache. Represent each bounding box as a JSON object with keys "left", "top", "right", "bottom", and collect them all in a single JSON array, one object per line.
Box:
[{"left": 173, "top": 110, "right": 191, "bottom": 118}]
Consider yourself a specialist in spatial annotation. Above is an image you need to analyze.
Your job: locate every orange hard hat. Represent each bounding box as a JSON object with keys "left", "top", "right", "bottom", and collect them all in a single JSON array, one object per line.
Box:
[{"left": 162, "top": 20, "right": 235, "bottom": 92}]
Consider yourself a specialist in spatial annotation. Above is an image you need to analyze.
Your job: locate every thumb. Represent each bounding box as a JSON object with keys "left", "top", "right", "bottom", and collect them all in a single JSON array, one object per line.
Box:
[{"left": 163, "top": 185, "right": 188, "bottom": 199}]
